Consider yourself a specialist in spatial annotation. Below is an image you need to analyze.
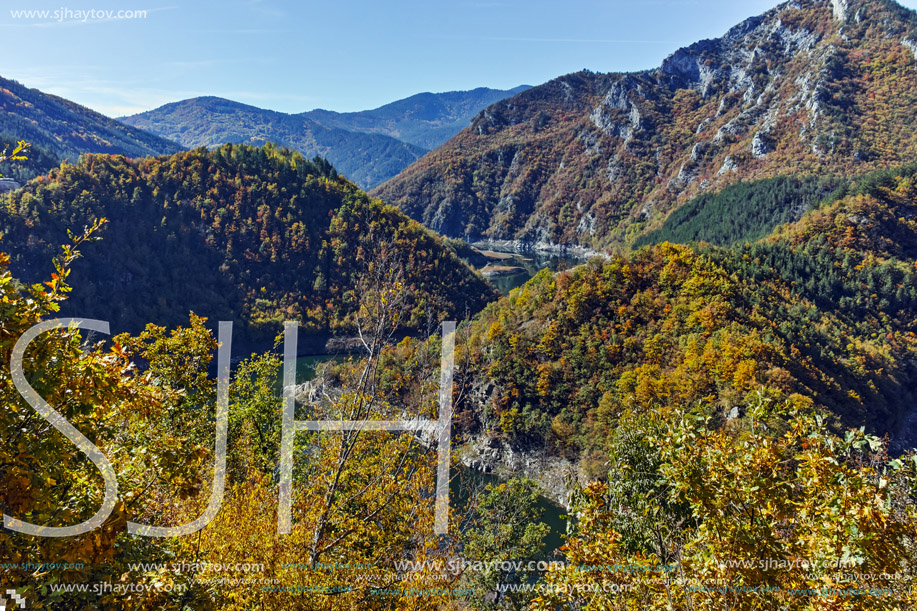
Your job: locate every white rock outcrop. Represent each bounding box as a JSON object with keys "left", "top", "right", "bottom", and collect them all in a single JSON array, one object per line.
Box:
[
  {"left": 903, "top": 38, "right": 917, "bottom": 62},
  {"left": 831, "top": 0, "right": 848, "bottom": 21}
]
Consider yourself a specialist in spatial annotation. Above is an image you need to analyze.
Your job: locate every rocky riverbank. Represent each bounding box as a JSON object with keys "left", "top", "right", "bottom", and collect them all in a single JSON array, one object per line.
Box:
[
  {"left": 456, "top": 434, "right": 584, "bottom": 510},
  {"left": 480, "top": 264, "right": 526, "bottom": 278},
  {"left": 470, "top": 239, "right": 608, "bottom": 261}
]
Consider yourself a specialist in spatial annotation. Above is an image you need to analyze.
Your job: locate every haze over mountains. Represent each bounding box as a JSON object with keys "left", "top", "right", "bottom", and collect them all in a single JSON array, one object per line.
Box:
[
  {"left": 118, "top": 86, "right": 529, "bottom": 188},
  {"left": 373, "top": 0, "right": 917, "bottom": 250},
  {"left": 0, "top": 74, "right": 181, "bottom": 180},
  {"left": 300, "top": 86, "right": 532, "bottom": 149}
]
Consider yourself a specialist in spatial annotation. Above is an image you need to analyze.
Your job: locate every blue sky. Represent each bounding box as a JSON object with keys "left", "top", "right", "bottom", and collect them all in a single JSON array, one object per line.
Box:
[{"left": 3, "top": 0, "right": 917, "bottom": 117}]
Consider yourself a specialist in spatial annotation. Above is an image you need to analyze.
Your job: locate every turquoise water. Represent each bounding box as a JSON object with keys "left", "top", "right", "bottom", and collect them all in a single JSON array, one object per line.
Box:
[
  {"left": 292, "top": 354, "right": 340, "bottom": 382},
  {"left": 485, "top": 252, "right": 582, "bottom": 295},
  {"left": 273, "top": 354, "right": 340, "bottom": 393}
]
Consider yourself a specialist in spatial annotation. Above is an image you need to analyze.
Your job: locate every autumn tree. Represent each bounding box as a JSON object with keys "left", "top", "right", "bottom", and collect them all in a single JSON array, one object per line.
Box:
[
  {"left": 165, "top": 241, "right": 460, "bottom": 610},
  {"left": 534, "top": 392, "right": 917, "bottom": 610}
]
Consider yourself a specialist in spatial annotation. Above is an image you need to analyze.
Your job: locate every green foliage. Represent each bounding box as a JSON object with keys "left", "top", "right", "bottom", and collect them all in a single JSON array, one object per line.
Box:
[
  {"left": 0, "top": 222, "right": 218, "bottom": 609},
  {"left": 634, "top": 175, "right": 843, "bottom": 247},
  {"left": 458, "top": 478, "right": 550, "bottom": 610},
  {"left": 226, "top": 350, "right": 283, "bottom": 477},
  {"left": 534, "top": 395, "right": 917, "bottom": 610}
]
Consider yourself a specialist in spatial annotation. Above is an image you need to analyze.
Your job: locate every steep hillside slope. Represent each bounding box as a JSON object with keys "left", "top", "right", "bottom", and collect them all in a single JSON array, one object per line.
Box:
[
  {"left": 0, "top": 74, "right": 181, "bottom": 162},
  {"left": 373, "top": 0, "right": 917, "bottom": 249},
  {"left": 0, "top": 145, "right": 497, "bottom": 341},
  {"left": 371, "top": 163, "right": 917, "bottom": 482}
]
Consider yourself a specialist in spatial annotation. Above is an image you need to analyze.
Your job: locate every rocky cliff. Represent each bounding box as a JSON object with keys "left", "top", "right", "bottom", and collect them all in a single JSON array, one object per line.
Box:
[{"left": 373, "top": 0, "right": 917, "bottom": 249}]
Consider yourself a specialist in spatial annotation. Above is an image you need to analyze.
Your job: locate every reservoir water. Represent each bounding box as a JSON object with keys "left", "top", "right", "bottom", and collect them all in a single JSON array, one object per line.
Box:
[{"left": 480, "top": 251, "right": 582, "bottom": 295}]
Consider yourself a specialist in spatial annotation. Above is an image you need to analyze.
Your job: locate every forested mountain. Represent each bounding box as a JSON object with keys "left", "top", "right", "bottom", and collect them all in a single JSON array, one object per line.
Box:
[
  {"left": 0, "top": 74, "right": 181, "bottom": 164},
  {"left": 633, "top": 174, "right": 845, "bottom": 246},
  {"left": 118, "top": 98, "right": 427, "bottom": 189},
  {"left": 7, "top": 1, "right": 917, "bottom": 607},
  {"left": 119, "top": 87, "right": 528, "bottom": 189},
  {"left": 301, "top": 85, "right": 531, "bottom": 150},
  {"left": 314, "top": 158, "right": 917, "bottom": 608},
  {"left": 373, "top": 161, "right": 917, "bottom": 471},
  {"left": 373, "top": 0, "right": 917, "bottom": 249},
  {"left": 0, "top": 144, "right": 496, "bottom": 341},
  {"left": 473, "top": 164, "right": 917, "bottom": 611}
]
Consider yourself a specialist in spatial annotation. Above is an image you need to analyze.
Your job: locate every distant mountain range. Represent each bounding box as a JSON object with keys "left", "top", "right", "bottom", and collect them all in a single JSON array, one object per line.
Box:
[
  {"left": 119, "top": 87, "right": 529, "bottom": 188},
  {"left": 0, "top": 74, "right": 181, "bottom": 180},
  {"left": 8, "top": 0, "right": 917, "bottom": 257},
  {"left": 372, "top": 0, "right": 917, "bottom": 249},
  {"left": 300, "top": 86, "right": 531, "bottom": 150},
  {"left": 117, "top": 97, "right": 426, "bottom": 189}
]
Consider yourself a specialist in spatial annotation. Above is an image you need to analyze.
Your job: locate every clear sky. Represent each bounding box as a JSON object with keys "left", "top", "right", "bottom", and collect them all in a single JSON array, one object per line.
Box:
[{"left": 2, "top": 0, "right": 917, "bottom": 117}]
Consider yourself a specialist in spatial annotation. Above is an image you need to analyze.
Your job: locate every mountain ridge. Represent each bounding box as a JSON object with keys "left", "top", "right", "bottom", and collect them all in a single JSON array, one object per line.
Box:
[
  {"left": 119, "top": 86, "right": 529, "bottom": 188},
  {"left": 301, "top": 85, "right": 531, "bottom": 149},
  {"left": 372, "top": 0, "right": 917, "bottom": 249},
  {"left": 119, "top": 97, "right": 427, "bottom": 189},
  {"left": 0, "top": 144, "right": 497, "bottom": 341},
  {"left": 0, "top": 74, "right": 181, "bottom": 164}
]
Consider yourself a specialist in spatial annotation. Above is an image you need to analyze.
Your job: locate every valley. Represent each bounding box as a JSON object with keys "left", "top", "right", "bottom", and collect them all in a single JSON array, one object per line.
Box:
[{"left": 3, "top": 0, "right": 917, "bottom": 609}]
